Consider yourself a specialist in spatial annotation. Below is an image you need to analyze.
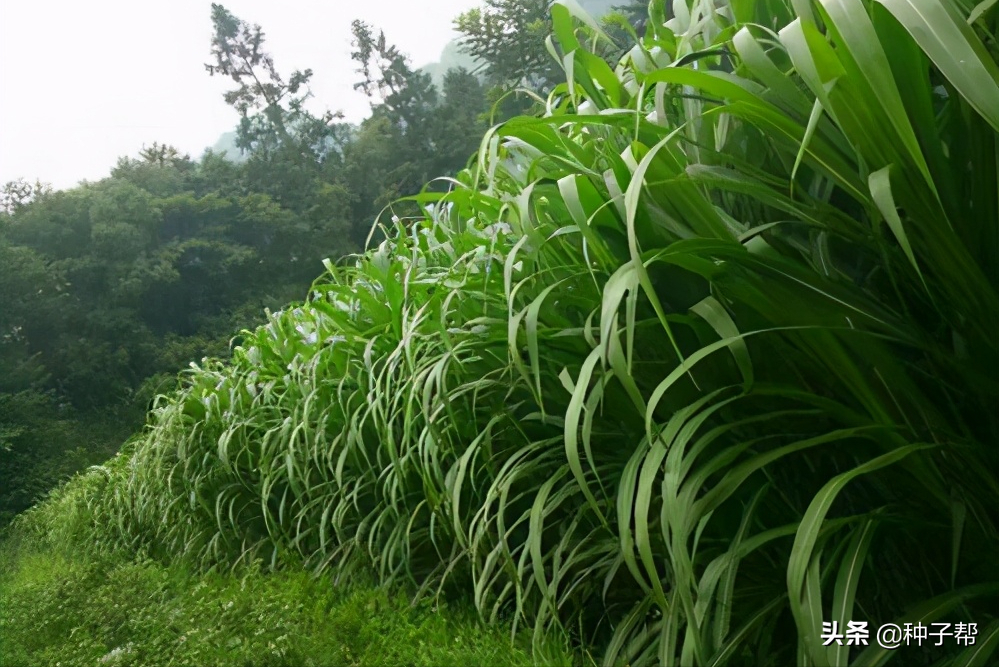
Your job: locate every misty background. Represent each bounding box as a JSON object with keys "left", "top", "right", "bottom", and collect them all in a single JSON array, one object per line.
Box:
[{"left": 0, "top": 0, "right": 486, "bottom": 188}]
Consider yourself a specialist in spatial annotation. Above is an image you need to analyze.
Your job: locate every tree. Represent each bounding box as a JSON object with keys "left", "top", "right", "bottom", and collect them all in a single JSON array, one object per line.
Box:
[
  {"left": 1, "top": 179, "right": 50, "bottom": 216},
  {"left": 454, "top": 0, "right": 560, "bottom": 93},
  {"left": 138, "top": 142, "right": 190, "bottom": 167},
  {"left": 205, "top": 4, "right": 341, "bottom": 161},
  {"left": 111, "top": 148, "right": 193, "bottom": 198},
  {"left": 350, "top": 21, "right": 439, "bottom": 141},
  {"left": 431, "top": 68, "right": 487, "bottom": 175},
  {"left": 348, "top": 20, "right": 449, "bottom": 226}
]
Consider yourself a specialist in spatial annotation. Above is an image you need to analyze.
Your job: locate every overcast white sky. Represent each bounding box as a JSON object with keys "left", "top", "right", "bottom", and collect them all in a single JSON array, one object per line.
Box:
[{"left": 0, "top": 0, "right": 481, "bottom": 190}]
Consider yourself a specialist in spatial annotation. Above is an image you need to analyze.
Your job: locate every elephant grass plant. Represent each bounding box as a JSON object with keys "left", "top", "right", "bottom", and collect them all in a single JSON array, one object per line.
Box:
[{"left": 13, "top": 0, "right": 998, "bottom": 665}]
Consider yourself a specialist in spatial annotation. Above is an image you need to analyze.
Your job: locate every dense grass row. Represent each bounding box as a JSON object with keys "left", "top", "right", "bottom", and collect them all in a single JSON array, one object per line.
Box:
[{"left": 10, "top": 1, "right": 998, "bottom": 665}]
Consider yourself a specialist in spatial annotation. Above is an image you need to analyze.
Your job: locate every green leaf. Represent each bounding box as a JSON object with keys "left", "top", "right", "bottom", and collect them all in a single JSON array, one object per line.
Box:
[{"left": 875, "top": 0, "right": 999, "bottom": 132}]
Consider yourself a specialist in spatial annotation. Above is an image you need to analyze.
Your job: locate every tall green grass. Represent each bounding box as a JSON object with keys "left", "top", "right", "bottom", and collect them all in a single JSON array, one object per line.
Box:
[{"left": 14, "top": 0, "right": 998, "bottom": 665}]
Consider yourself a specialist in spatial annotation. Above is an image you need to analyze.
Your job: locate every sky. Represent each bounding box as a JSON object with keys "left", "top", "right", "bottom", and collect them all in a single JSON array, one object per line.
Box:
[{"left": 0, "top": 0, "right": 481, "bottom": 190}]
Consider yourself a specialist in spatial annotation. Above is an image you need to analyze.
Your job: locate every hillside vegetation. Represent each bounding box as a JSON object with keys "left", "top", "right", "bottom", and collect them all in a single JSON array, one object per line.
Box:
[
  {"left": 3, "top": 0, "right": 998, "bottom": 666},
  {"left": 0, "top": 4, "right": 495, "bottom": 526}
]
